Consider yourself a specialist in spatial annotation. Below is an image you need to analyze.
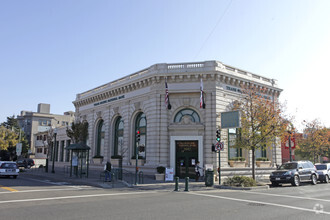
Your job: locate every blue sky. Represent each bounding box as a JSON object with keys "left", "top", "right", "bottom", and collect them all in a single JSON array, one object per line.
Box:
[{"left": 1, "top": 0, "right": 330, "bottom": 130}]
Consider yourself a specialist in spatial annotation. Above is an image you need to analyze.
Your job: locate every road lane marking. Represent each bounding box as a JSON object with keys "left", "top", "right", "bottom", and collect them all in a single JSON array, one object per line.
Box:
[
  {"left": 0, "top": 187, "right": 96, "bottom": 194},
  {"left": 190, "top": 192, "right": 330, "bottom": 215},
  {"left": 0, "top": 191, "right": 156, "bottom": 204},
  {"left": 0, "top": 186, "right": 18, "bottom": 192},
  {"left": 22, "top": 177, "right": 94, "bottom": 190},
  {"left": 241, "top": 191, "right": 330, "bottom": 203}
]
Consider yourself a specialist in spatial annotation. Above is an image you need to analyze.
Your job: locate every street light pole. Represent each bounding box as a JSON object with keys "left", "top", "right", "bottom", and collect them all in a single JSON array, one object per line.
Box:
[
  {"left": 51, "top": 129, "right": 57, "bottom": 173},
  {"left": 288, "top": 132, "right": 292, "bottom": 162}
]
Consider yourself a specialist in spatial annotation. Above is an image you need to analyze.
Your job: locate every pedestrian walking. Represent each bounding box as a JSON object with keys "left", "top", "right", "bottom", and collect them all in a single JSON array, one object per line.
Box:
[
  {"left": 195, "top": 161, "right": 203, "bottom": 182},
  {"left": 104, "top": 161, "right": 112, "bottom": 182}
]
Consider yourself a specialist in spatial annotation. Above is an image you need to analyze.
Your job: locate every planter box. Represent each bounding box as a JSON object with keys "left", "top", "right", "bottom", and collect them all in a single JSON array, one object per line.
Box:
[
  {"left": 155, "top": 173, "right": 165, "bottom": 181},
  {"left": 130, "top": 159, "right": 144, "bottom": 166},
  {"left": 229, "top": 161, "right": 246, "bottom": 168},
  {"left": 256, "top": 161, "right": 271, "bottom": 168},
  {"left": 111, "top": 159, "right": 121, "bottom": 166},
  {"left": 92, "top": 158, "right": 103, "bottom": 164}
]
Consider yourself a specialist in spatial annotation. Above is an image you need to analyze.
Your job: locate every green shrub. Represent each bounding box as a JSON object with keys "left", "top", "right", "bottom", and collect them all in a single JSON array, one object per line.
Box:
[
  {"left": 111, "top": 155, "right": 123, "bottom": 159},
  {"left": 156, "top": 166, "right": 166, "bottom": 174},
  {"left": 229, "top": 157, "right": 246, "bottom": 161},
  {"left": 225, "top": 176, "right": 257, "bottom": 187},
  {"left": 256, "top": 157, "right": 269, "bottom": 161}
]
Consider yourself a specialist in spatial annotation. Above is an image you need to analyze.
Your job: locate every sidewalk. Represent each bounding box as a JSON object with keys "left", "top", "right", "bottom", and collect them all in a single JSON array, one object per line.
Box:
[{"left": 20, "top": 165, "right": 270, "bottom": 191}]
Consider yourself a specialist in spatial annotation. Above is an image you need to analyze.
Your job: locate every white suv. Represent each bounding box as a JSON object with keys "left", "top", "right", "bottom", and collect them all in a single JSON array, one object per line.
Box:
[{"left": 0, "top": 161, "right": 19, "bottom": 178}]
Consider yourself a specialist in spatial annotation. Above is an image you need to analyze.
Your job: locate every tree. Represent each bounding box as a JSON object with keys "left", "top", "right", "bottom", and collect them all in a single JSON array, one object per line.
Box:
[
  {"left": 0, "top": 115, "right": 29, "bottom": 158},
  {"left": 0, "top": 126, "right": 19, "bottom": 160},
  {"left": 66, "top": 121, "right": 89, "bottom": 144},
  {"left": 0, "top": 126, "right": 19, "bottom": 151},
  {"left": 232, "top": 85, "right": 287, "bottom": 180},
  {"left": 295, "top": 119, "right": 330, "bottom": 163}
]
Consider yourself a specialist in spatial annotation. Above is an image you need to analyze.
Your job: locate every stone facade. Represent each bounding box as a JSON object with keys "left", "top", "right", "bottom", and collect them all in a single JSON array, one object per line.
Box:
[{"left": 73, "top": 61, "right": 282, "bottom": 176}]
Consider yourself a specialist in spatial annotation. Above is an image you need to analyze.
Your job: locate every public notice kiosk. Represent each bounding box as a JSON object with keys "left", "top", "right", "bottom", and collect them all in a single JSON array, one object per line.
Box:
[{"left": 65, "top": 142, "right": 90, "bottom": 178}]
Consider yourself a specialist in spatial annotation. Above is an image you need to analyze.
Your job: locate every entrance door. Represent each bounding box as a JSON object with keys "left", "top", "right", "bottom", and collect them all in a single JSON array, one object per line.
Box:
[{"left": 175, "top": 140, "right": 198, "bottom": 179}]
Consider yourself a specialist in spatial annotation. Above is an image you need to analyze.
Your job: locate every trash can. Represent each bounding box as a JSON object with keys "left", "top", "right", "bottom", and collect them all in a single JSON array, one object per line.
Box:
[{"left": 205, "top": 169, "right": 214, "bottom": 187}]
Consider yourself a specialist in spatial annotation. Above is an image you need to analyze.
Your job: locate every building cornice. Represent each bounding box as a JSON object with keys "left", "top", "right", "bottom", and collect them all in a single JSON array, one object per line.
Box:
[{"left": 73, "top": 61, "right": 282, "bottom": 108}]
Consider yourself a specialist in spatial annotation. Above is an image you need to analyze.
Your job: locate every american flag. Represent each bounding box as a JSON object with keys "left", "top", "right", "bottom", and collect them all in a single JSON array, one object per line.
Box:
[
  {"left": 165, "top": 78, "right": 171, "bottom": 110},
  {"left": 200, "top": 78, "right": 205, "bottom": 109}
]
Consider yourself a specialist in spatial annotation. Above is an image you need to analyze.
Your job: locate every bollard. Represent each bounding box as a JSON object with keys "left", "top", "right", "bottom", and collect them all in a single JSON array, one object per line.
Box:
[
  {"left": 112, "top": 172, "right": 115, "bottom": 188},
  {"left": 139, "top": 171, "right": 144, "bottom": 184},
  {"left": 174, "top": 177, "right": 179, "bottom": 191},
  {"left": 184, "top": 177, "right": 189, "bottom": 191}
]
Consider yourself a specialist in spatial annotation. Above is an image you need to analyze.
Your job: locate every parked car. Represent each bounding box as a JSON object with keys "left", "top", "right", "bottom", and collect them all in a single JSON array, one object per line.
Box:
[
  {"left": 16, "top": 158, "right": 35, "bottom": 168},
  {"left": 315, "top": 163, "right": 330, "bottom": 183},
  {"left": 269, "top": 161, "right": 318, "bottom": 187},
  {"left": 0, "top": 161, "right": 19, "bottom": 178}
]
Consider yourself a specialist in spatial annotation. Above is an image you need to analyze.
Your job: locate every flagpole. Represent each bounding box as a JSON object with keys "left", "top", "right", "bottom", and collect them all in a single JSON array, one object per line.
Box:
[
  {"left": 165, "top": 77, "right": 171, "bottom": 110},
  {"left": 200, "top": 78, "right": 205, "bottom": 109}
]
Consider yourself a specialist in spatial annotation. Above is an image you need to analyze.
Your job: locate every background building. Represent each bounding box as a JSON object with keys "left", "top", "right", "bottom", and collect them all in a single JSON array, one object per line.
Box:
[
  {"left": 17, "top": 103, "right": 75, "bottom": 158},
  {"left": 73, "top": 60, "right": 282, "bottom": 177}
]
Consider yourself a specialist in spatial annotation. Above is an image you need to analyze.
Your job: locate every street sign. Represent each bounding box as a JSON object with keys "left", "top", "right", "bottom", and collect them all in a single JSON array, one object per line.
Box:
[
  {"left": 16, "top": 143, "right": 22, "bottom": 156},
  {"left": 285, "top": 137, "right": 295, "bottom": 149},
  {"left": 215, "top": 142, "right": 224, "bottom": 151},
  {"left": 221, "top": 110, "right": 241, "bottom": 129},
  {"left": 219, "top": 142, "right": 224, "bottom": 151}
]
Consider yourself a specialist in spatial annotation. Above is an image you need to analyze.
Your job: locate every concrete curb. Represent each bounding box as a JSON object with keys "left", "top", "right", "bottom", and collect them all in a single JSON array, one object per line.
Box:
[{"left": 214, "top": 184, "right": 270, "bottom": 190}]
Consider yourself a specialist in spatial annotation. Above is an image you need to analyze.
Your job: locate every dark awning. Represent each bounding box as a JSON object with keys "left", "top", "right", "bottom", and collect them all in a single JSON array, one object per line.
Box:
[{"left": 65, "top": 142, "right": 91, "bottom": 150}]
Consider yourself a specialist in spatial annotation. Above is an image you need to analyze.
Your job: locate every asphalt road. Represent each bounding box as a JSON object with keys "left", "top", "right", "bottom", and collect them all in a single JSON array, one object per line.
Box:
[{"left": 1, "top": 175, "right": 330, "bottom": 220}]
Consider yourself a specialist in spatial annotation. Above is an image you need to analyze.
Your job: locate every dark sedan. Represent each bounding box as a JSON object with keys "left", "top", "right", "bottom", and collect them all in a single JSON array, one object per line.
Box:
[{"left": 16, "top": 158, "right": 35, "bottom": 168}]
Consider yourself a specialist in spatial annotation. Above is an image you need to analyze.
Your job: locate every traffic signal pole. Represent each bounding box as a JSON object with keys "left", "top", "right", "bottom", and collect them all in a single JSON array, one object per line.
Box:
[
  {"left": 216, "top": 129, "right": 222, "bottom": 185},
  {"left": 219, "top": 149, "right": 221, "bottom": 185},
  {"left": 135, "top": 130, "right": 140, "bottom": 185},
  {"left": 135, "top": 141, "right": 138, "bottom": 185}
]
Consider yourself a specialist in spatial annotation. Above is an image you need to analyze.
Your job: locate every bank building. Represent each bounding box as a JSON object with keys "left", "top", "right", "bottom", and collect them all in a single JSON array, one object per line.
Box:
[{"left": 73, "top": 60, "right": 282, "bottom": 178}]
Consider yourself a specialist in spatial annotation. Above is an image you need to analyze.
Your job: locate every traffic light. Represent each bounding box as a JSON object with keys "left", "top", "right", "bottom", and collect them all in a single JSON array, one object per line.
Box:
[
  {"left": 216, "top": 129, "right": 221, "bottom": 142},
  {"left": 212, "top": 144, "right": 215, "bottom": 152},
  {"left": 136, "top": 130, "right": 140, "bottom": 142},
  {"left": 138, "top": 145, "right": 145, "bottom": 152}
]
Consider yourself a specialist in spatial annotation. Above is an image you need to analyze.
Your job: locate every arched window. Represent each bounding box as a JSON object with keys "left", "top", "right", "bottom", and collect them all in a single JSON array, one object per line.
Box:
[
  {"left": 174, "top": 108, "right": 200, "bottom": 123},
  {"left": 95, "top": 120, "right": 104, "bottom": 157},
  {"left": 135, "top": 113, "right": 146, "bottom": 158},
  {"left": 113, "top": 117, "right": 124, "bottom": 156}
]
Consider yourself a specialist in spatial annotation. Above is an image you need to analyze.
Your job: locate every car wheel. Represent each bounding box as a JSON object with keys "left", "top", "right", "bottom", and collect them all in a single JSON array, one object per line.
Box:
[
  {"left": 271, "top": 182, "right": 279, "bottom": 187},
  {"left": 13, "top": 175, "right": 17, "bottom": 179},
  {"left": 311, "top": 174, "right": 317, "bottom": 185},
  {"left": 292, "top": 175, "right": 300, "bottom": 186},
  {"left": 325, "top": 175, "right": 329, "bottom": 184}
]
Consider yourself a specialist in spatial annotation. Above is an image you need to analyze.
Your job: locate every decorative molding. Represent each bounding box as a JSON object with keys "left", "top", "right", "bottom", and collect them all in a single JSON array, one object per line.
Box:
[
  {"left": 134, "top": 102, "right": 141, "bottom": 110},
  {"left": 96, "top": 111, "right": 102, "bottom": 118},
  {"left": 183, "top": 98, "right": 190, "bottom": 106},
  {"left": 74, "top": 61, "right": 282, "bottom": 108},
  {"left": 113, "top": 107, "right": 119, "bottom": 114}
]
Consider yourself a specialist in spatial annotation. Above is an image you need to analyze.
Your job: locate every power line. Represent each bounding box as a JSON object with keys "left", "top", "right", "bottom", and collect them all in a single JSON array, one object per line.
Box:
[{"left": 193, "top": 0, "right": 233, "bottom": 61}]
